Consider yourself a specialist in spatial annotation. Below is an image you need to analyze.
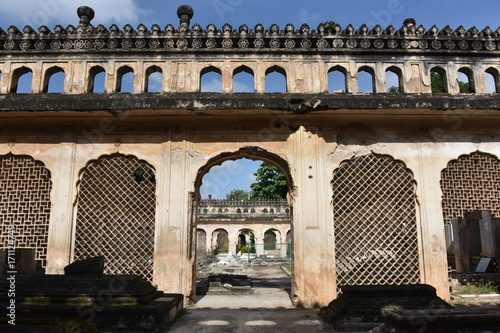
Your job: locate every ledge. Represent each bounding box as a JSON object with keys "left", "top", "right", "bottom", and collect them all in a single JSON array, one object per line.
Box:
[{"left": 0, "top": 93, "right": 499, "bottom": 113}]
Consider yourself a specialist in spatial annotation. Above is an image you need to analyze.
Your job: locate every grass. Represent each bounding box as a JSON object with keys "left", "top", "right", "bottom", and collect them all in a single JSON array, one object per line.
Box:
[{"left": 454, "top": 281, "right": 499, "bottom": 295}]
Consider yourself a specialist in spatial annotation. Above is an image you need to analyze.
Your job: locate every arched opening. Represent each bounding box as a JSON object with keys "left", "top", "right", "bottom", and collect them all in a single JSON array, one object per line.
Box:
[
  {"left": 10, "top": 67, "right": 33, "bottom": 93},
  {"left": 193, "top": 147, "right": 294, "bottom": 302},
  {"left": 237, "top": 229, "right": 255, "bottom": 254},
  {"left": 265, "top": 66, "right": 287, "bottom": 92},
  {"left": 332, "top": 153, "right": 421, "bottom": 294},
  {"left": 430, "top": 67, "right": 447, "bottom": 93},
  {"left": 233, "top": 66, "right": 255, "bottom": 92},
  {"left": 212, "top": 229, "right": 229, "bottom": 253},
  {"left": 264, "top": 229, "right": 278, "bottom": 250},
  {"left": 197, "top": 229, "right": 207, "bottom": 256},
  {"left": 200, "top": 66, "right": 222, "bottom": 92},
  {"left": 441, "top": 152, "right": 500, "bottom": 273},
  {"left": 43, "top": 66, "right": 65, "bottom": 93},
  {"left": 458, "top": 67, "right": 475, "bottom": 93},
  {"left": 385, "top": 66, "right": 403, "bottom": 93},
  {"left": 116, "top": 66, "right": 134, "bottom": 93},
  {"left": 0, "top": 154, "right": 52, "bottom": 275},
  {"left": 88, "top": 66, "right": 105, "bottom": 93},
  {"left": 328, "top": 66, "right": 347, "bottom": 93},
  {"left": 145, "top": 66, "right": 163, "bottom": 93},
  {"left": 485, "top": 68, "right": 499, "bottom": 93},
  {"left": 73, "top": 154, "right": 156, "bottom": 281},
  {"left": 357, "top": 66, "right": 375, "bottom": 93}
]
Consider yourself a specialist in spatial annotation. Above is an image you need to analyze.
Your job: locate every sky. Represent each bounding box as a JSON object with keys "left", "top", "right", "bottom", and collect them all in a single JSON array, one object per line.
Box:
[
  {"left": 1, "top": 0, "right": 499, "bottom": 197},
  {"left": 0, "top": 0, "right": 499, "bottom": 34}
]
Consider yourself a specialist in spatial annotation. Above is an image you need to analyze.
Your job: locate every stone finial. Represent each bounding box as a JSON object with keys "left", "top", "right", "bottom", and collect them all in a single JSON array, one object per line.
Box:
[
  {"left": 77, "top": 6, "right": 95, "bottom": 25},
  {"left": 177, "top": 5, "right": 194, "bottom": 27},
  {"left": 404, "top": 18, "right": 416, "bottom": 27}
]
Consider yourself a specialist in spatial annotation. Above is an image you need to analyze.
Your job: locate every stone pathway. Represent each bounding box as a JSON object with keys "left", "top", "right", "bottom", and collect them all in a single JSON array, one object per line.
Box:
[{"left": 168, "top": 265, "right": 332, "bottom": 332}]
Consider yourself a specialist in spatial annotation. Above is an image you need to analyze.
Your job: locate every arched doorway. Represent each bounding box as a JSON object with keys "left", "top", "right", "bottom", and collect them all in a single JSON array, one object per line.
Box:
[{"left": 192, "top": 147, "right": 295, "bottom": 300}]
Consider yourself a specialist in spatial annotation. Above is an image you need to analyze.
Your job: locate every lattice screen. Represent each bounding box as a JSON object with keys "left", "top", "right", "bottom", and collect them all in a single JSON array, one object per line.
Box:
[
  {"left": 332, "top": 153, "right": 420, "bottom": 293},
  {"left": 74, "top": 154, "right": 156, "bottom": 281},
  {"left": 0, "top": 154, "right": 52, "bottom": 267},
  {"left": 441, "top": 151, "right": 500, "bottom": 224}
]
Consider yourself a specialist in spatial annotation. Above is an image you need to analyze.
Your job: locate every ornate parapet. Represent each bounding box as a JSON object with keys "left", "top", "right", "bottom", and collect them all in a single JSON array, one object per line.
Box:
[
  {"left": 0, "top": 7, "right": 499, "bottom": 55},
  {"left": 197, "top": 199, "right": 291, "bottom": 223}
]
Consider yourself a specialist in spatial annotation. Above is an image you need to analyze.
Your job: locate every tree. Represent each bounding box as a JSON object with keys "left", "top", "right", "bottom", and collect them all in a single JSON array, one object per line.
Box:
[
  {"left": 250, "top": 163, "right": 287, "bottom": 199},
  {"left": 226, "top": 189, "right": 251, "bottom": 200},
  {"left": 431, "top": 71, "right": 444, "bottom": 93},
  {"left": 387, "top": 86, "right": 400, "bottom": 93}
]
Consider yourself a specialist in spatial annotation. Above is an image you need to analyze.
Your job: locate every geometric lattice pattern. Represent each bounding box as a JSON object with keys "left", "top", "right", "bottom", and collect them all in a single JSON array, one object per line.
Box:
[
  {"left": 0, "top": 154, "right": 52, "bottom": 267},
  {"left": 74, "top": 154, "right": 156, "bottom": 281},
  {"left": 441, "top": 151, "right": 500, "bottom": 225},
  {"left": 332, "top": 153, "right": 420, "bottom": 293}
]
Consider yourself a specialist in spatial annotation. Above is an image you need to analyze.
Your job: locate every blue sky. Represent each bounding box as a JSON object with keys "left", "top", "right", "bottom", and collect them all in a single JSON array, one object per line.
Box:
[
  {"left": 0, "top": 0, "right": 499, "bottom": 33},
  {"left": 1, "top": 0, "right": 498, "bottom": 197}
]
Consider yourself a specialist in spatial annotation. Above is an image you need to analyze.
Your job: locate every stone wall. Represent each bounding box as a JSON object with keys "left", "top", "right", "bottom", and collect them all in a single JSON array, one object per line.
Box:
[{"left": 1, "top": 5, "right": 500, "bottom": 307}]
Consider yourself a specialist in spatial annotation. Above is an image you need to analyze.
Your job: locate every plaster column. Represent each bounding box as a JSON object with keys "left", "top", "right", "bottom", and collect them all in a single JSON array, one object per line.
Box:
[
  {"left": 414, "top": 143, "right": 451, "bottom": 300},
  {"left": 290, "top": 126, "right": 336, "bottom": 307},
  {"left": 479, "top": 211, "right": 496, "bottom": 257},
  {"left": 451, "top": 218, "right": 465, "bottom": 272},
  {"left": 45, "top": 135, "right": 77, "bottom": 274}
]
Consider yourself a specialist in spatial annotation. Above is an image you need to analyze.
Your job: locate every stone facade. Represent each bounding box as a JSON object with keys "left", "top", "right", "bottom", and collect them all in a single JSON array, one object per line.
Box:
[
  {"left": 1, "top": 5, "right": 500, "bottom": 307},
  {"left": 197, "top": 199, "right": 291, "bottom": 256}
]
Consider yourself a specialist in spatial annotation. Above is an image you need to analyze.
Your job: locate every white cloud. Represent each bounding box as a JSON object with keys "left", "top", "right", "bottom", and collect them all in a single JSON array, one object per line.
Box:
[
  {"left": 201, "top": 77, "right": 222, "bottom": 92},
  {"left": 298, "top": 8, "right": 322, "bottom": 25},
  {"left": 0, "top": 0, "right": 150, "bottom": 28},
  {"left": 233, "top": 80, "right": 254, "bottom": 93}
]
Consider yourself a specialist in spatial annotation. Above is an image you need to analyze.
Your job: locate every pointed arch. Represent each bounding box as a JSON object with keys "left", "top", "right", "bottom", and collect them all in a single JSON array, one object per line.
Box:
[
  {"left": 88, "top": 66, "right": 106, "bottom": 93},
  {"left": 43, "top": 66, "right": 65, "bottom": 93},
  {"left": 328, "top": 65, "right": 347, "bottom": 93},
  {"left": 485, "top": 67, "right": 499, "bottom": 93},
  {"left": 145, "top": 65, "right": 163, "bottom": 93},
  {"left": 0, "top": 153, "right": 52, "bottom": 270},
  {"left": 233, "top": 65, "right": 255, "bottom": 92},
  {"left": 10, "top": 66, "right": 33, "bottom": 93},
  {"left": 116, "top": 66, "right": 134, "bottom": 93},
  {"left": 430, "top": 66, "right": 447, "bottom": 93},
  {"left": 73, "top": 154, "right": 156, "bottom": 281},
  {"left": 332, "top": 153, "right": 420, "bottom": 293},
  {"left": 265, "top": 65, "right": 287, "bottom": 92},
  {"left": 357, "top": 66, "right": 375, "bottom": 93},
  {"left": 200, "top": 65, "right": 222, "bottom": 92},
  {"left": 457, "top": 67, "right": 475, "bottom": 93},
  {"left": 385, "top": 66, "right": 404, "bottom": 93}
]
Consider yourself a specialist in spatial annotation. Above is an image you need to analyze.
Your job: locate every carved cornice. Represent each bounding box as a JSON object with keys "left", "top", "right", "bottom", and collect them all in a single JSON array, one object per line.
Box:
[{"left": 0, "top": 5, "right": 499, "bottom": 55}]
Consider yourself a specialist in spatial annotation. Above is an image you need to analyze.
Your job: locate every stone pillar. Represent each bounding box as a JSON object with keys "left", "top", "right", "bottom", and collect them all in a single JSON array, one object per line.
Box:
[
  {"left": 254, "top": 234, "right": 264, "bottom": 256},
  {"left": 479, "top": 211, "right": 496, "bottom": 257},
  {"left": 290, "top": 126, "right": 336, "bottom": 307},
  {"left": 413, "top": 144, "right": 450, "bottom": 300},
  {"left": 451, "top": 218, "right": 464, "bottom": 272},
  {"left": 45, "top": 135, "right": 77, "bottom": 274}
]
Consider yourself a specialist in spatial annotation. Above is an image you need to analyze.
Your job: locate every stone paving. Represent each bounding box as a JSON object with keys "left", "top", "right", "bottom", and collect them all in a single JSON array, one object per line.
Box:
[{"left": 168, "top": 265, "right": 333, "bottom": 333}]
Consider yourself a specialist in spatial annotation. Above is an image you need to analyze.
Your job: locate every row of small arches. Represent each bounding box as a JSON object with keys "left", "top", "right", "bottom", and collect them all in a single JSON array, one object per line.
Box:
[
  {"left": 3, "top": 64, "right": 500, "bottom": 94},
  {"left": 199, "top": 207, "right": 290, "bottom": 214}
]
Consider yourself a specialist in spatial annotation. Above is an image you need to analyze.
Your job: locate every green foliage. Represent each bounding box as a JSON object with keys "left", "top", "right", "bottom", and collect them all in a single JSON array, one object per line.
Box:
[
  {"left": 387, "top": 86, "right": 400, "bottom": 93},
  {"left": 226, "top": 189, "right": 251, "bottom": 200},
  {"left": 250, "top": 163, "right": 287, "bottom": 199},
  {"left": 237, "top": 245, "right": 249, "bottom": 253},
  {"left": 454, "top": 281, "right": 498, "bottom": 295},
  {"left": 431, "top": 71, "right": 445, "bottom": 93},
  {"left": 458, "top": 80, "right": 471, "bottom": 93}
]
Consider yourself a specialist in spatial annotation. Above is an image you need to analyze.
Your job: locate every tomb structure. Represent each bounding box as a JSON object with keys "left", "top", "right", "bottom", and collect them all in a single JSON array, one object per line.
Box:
[{"left": 1, "top": 5, "right": 500, "bottom": 307}]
